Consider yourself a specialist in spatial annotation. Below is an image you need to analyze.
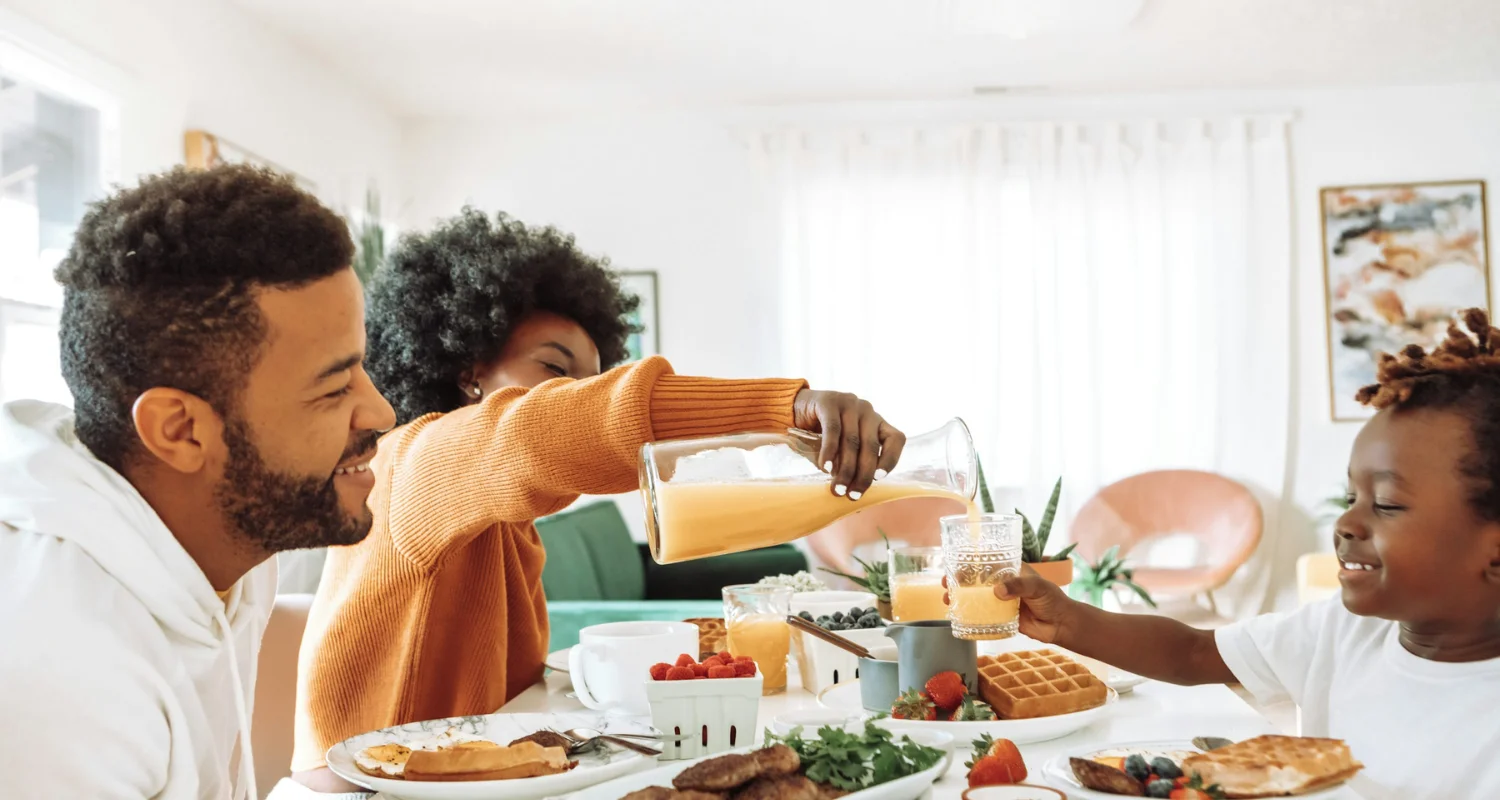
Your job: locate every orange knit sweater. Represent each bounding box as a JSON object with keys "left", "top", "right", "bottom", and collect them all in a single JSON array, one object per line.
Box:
[{"left": 290, "top": 356, "right": 805, "bottom": 770}]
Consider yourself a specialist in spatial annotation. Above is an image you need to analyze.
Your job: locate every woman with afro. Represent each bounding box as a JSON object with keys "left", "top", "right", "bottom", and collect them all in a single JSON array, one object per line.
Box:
[{"left": 280, "top": 209, "right": 905, "bottom": 796}]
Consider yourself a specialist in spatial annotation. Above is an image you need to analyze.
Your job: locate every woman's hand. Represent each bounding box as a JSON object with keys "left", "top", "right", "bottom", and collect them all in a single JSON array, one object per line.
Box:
[{"left": 792, "top": 389, "right": 905, "bottom": 500}]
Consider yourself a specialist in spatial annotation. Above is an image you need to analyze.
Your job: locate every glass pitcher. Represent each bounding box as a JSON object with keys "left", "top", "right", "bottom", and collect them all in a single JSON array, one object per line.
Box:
[{"left": 640, "top": 418, "right": 977, "bottom": 564}]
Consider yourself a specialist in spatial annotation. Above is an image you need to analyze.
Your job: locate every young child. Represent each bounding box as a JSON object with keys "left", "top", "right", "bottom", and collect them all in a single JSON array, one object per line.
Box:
[{"left": 998, "top": 308, "right": 1500, "bottom": 799}]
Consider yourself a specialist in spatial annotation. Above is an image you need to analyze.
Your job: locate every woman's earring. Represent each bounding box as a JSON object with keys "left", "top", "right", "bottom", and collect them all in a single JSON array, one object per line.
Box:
[{"left": 471, "top": 384, "right": 482, "bottom": 398}]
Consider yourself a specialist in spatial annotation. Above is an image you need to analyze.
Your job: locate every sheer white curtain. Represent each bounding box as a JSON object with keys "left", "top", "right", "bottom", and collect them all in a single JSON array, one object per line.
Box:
[{"left": 757, "top": 117, "right": 1293, "bottom": 616}]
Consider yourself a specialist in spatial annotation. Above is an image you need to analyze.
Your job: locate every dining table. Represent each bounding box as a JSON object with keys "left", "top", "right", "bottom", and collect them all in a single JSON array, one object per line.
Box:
[{"left": 489, "top": 648, "right": 1367, "bottom": 800}]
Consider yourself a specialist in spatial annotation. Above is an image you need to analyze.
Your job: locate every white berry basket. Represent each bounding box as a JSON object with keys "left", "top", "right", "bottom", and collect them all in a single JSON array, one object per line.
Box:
[
  {"left": 644, "top": 674, "right": 763, "bottom": 761},
  {"left": 794, "top": 626, "right": 890, "bottom": 695}
]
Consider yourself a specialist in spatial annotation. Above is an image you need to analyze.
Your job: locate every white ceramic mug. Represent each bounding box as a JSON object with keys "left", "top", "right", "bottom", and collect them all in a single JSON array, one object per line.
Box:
[{"left": 568, "top": 621, "right": 699, "bottom": 715}]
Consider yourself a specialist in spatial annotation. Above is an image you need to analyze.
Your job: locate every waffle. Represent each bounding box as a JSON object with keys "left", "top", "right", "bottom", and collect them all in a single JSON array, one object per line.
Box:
[
  {"left": 975, "top": 650, "right": 1108, "bottom": 719},
  {"left": 1181, "top": 735, "right": 1362, "bottom": 798},
  {"left": 685, "top": 617, "right": 727, "bottom": 657}
]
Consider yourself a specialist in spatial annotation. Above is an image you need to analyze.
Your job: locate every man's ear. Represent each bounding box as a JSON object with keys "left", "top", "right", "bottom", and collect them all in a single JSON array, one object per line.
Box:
[{"left": 131, "top": 388, "right": 223, "bottom": 474}]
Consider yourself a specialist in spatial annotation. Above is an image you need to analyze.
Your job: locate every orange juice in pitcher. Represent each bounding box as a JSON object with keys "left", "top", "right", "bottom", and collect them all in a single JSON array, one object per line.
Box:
[{"left": 640, "top": 419, "right": 977, "bottom": 564}]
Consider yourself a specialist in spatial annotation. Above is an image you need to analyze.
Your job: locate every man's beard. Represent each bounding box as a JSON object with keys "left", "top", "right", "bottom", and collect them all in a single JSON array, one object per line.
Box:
[{"left": 215, "top": 419, "right": 378, "bottom": 553}]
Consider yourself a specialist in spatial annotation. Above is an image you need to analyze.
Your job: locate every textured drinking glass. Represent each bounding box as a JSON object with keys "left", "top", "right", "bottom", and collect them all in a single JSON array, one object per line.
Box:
[
  {"left": 888, "top": 546, "right": 948, "bottom": 622},
  {"left": 722, "top": 584, "right": 792, "bottom": 694},
  {"left": 941, "top": 513, "right": 1023, "bottom": 640}
]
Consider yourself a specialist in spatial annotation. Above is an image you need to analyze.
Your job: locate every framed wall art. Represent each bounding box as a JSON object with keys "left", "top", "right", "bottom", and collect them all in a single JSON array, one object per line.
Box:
[{"left": 1320, "top": 180, "right": 1490, "bottom": 420}]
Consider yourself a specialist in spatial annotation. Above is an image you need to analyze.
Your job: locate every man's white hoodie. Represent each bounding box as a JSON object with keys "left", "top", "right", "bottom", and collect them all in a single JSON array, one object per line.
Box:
[{"left": 0, "top": 400, "right": 276, "bottom": 800}]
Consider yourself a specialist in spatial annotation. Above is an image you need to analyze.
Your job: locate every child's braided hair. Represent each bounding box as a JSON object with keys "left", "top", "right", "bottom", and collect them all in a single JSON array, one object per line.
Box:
[{"left": 1356, "top": 307, "right": 1500, "bottom": 520}]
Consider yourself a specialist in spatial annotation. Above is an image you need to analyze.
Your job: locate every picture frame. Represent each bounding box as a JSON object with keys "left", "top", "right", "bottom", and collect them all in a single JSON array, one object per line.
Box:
[
  {"left": 1319, "top": 179, "right": 1490, "bottom": 421},
  {"left": 619, "top": 270, "right": 660, "bottom": 362},
  {"left": 183, "top": 130, "right": 317, "bottom": 194}
]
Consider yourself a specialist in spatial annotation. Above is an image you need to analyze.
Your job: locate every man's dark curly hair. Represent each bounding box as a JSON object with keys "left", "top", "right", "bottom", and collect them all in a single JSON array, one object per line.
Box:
[
  {"left": 56, "top": 164, "right": 354, "bottom": 471},
  {"left": 366, "top": 208, "right": 639, "bottom": 425},
  {"left": 1357, "top": 308, "right": 1500, "bottom": 522}
]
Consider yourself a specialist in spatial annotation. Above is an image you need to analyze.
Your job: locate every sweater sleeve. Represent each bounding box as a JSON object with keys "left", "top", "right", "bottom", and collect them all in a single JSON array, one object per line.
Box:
[{"left": 383, "top": 356, "right": 805, "bottom": 569}]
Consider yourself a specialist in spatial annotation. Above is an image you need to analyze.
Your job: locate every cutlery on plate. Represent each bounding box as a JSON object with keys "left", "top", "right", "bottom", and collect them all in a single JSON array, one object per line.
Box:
[{"left": 560, "top": 728, "right": 663, "bottom": 757}]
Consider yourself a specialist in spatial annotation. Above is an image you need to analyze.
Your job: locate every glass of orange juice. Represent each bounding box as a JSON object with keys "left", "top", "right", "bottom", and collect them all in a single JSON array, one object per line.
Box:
[
  {"left": 941, "top": 513, "right": 1023, "bottom": 640},
  {"left": 889, "top": 547, "right": 948, "bottom": 622},
  {"left": 723, "top": 584, "right": 792, "bottom": 694}
]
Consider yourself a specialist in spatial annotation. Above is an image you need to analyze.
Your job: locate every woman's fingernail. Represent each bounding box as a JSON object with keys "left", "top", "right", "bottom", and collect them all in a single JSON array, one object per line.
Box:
[
  {"left": 873, "top": 469, "right": 888, "bottom": 481},
  {"left": 824, "top": 461, "right": 833, "bottom": 473},
  {"left": 834, "top": 484, "right": 848, "bottom": 496},
  {"left": 849, "top": 491, "right": 862, "bottom": 500}
]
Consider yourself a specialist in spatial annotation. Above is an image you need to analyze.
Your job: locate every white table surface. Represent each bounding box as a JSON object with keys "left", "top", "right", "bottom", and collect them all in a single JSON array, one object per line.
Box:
[{"left": 500, "top": 664, "right": 1363, "bottom": 800}]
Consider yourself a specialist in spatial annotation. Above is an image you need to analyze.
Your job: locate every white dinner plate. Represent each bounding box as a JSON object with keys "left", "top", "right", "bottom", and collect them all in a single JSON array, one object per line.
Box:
[
  {"left": 570, "top": 739, "right": 949, "bottom": 800},
  {"left": 1040, "top": 740, "right": 1349, "bottom": 800},
  {"left": 818, "top": 681, "right": 1116, "bottom": 746},
  {"left": 325, "top": 712, "right": 655, "bottom": 800}
]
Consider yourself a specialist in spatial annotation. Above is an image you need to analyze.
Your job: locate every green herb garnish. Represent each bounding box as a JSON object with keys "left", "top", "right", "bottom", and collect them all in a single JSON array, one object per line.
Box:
[{"left": 765, "top": 721, "right": 945, "bottom": 792}]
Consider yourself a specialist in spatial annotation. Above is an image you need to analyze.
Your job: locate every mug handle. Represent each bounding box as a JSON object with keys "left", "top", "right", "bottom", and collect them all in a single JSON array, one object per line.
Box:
[{"left": 568, "top": 643, "right": 608, "bottom": 710}]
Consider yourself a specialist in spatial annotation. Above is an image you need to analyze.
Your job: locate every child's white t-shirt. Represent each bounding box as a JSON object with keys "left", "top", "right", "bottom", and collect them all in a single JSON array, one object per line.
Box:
[{"left": 1215, "top": 597, "right": 1500, "bottom": 800}]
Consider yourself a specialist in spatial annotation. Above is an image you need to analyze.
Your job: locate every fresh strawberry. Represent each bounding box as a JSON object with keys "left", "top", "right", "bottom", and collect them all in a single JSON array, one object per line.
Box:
[
  {"left": 702, "top": 656, "right": 725, "bottom": 669},
  {"left": 718, "top": 651, "right": 734, "bottom": 663},
  {"left": 890, "top": 689, "right": 937, "bottom": 721},
  {"left": 707, "top": 665, "right": 738, "bottom": 679},
  {"left": 691, "top": 663, "right": 709, "bottom": 678},
  {"left": 964, "top": 734, "right": 1026, "bottom": 785},
  {"left": 734, "top": 655, "right": 755, "bottom": 665},
  {"left": 733, "top": 660, "right": 757, "bottom": 677},
  {"left": 924, "top": 671, "right": 967, "bottom": 711},
  {"left": 953, "top": 696, "right": 997, "bottom": 722},
  {"left": 967, "top": 752, "right": 1027, "bottom": 787},
  {"left": 1169, "top": 774, "right": 1226, "bottom": 800},
  {"left": 648, "top": 663, "right": 671, "bottom": 681},
  {"left": 664, "top": 666, "right": 697, "bottom": 681},
  {"left": 675, "top": 654, "right": 697, "bottom": 668}
]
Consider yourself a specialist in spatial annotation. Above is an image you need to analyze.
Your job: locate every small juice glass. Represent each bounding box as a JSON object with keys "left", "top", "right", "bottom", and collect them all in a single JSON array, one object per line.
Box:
[
  {"left": 888, "top": 546, "right": 948, "bottom": 622},
  {"left": 723, "top": 584, "right": 792, "bottom": 694},
  {"left": 941, "top": 513, "right": 1023, "bottom": 640}
]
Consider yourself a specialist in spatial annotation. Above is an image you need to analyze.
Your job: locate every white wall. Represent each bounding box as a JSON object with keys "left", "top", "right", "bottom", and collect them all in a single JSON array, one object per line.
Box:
[
  {"left": 0, "top": 0, "right": 401, "bottom": 214},
  {"left": 400, "top": 113, "right": 781, "bottom": 380},
  {"left": 402, "top": 82, "right": 1500, "bottom": 604}
]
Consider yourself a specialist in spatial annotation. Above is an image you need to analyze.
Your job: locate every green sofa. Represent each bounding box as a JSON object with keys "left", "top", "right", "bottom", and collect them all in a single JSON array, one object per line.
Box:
[{"left": 537, "top": 500, "right": 808, "bottom": 651}]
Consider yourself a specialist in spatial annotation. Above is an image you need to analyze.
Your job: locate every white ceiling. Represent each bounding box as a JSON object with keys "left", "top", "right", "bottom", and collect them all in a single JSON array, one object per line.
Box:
[{"left": 227, "top": 0, "right": 1500, "bottom": 119}]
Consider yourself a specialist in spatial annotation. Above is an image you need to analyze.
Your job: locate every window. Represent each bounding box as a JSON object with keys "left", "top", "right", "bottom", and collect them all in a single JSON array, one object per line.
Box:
[{"left": 0, "top": 28, "right": 117, "bottom": 405}]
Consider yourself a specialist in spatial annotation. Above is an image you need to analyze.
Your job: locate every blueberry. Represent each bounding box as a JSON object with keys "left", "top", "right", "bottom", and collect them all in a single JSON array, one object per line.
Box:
[
  {"left": 798, "top": 610, "right": 814, "bottom": 621},
  {"left": 849, "top": 607, "right": 864, "bottom": 618},
  {"left": 1123, "top": 755, "right": 1150, "bottom": 783},
  {"left": 857, "top": 616, "right": 879, "bottom": 629},
  {"left": 1150, "top": 758, "right": 1182, "bottom": 780},
  {"left": 1145, "top": 779, "right": 1174, "bottom": 798},
  {"left": 816, "top": 616, "right": 833, "bottom": 628},
  {"left": 832, "top": 612, "right": 845, "bottom": 622}
]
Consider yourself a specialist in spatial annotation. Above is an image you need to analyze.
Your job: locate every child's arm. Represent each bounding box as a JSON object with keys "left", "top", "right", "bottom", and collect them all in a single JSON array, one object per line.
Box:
[{"left": 997, "top": 573, "right": 1237, "bottom": 686}]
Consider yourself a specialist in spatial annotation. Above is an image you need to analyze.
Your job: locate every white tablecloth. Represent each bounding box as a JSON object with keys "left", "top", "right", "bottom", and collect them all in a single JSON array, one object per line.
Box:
[{"left": 499, "top": 669, "right": 1363, "bottom": 799}]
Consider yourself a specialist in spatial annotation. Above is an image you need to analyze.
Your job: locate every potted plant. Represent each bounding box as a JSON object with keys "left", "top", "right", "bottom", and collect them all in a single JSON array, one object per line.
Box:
[
  {"left": 819, "top": 529, "right": 893, "bottom": 619},
  {"left": 1070, "top": 545, "right": 1156, "bottom": 609},
  {"left": 977, "top": 462, "right": 1076, "bottom": 586},
  {"left": 348, "top": 185, "right": 386, "bottom": 284}
]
